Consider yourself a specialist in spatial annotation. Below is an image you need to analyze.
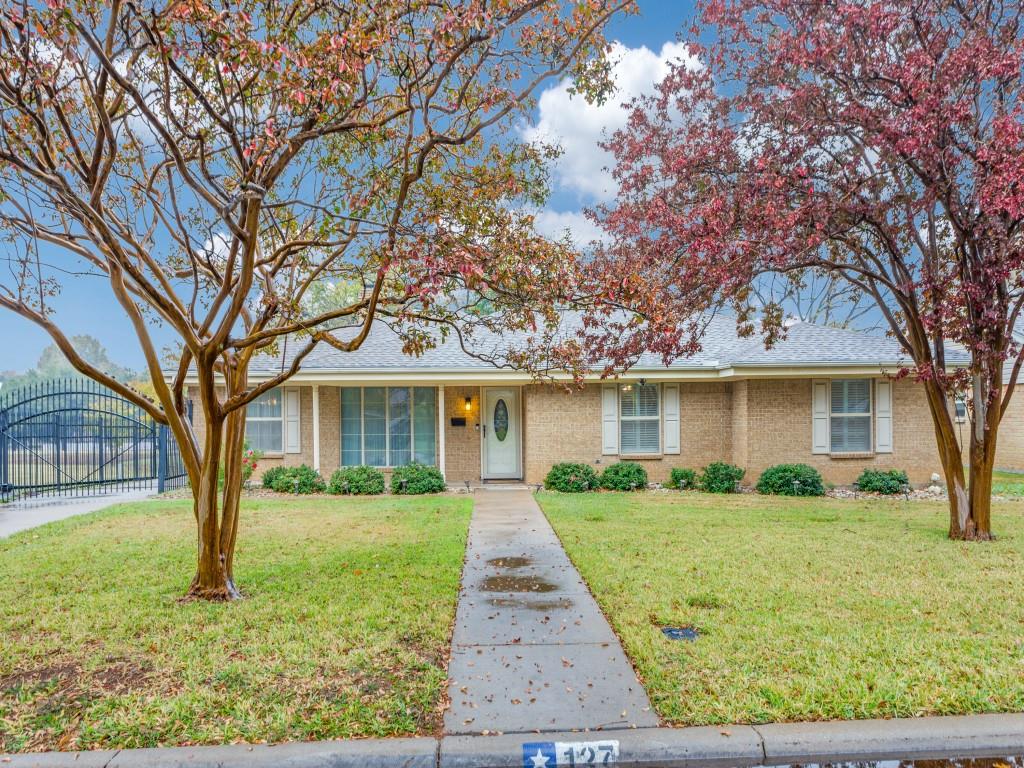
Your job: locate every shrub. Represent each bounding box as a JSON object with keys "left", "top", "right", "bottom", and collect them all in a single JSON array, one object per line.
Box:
[
  {"left": 600, "top": 461, "right": 648, "bottom": 491},
  {"left": 261, "top": 465, "right": 289, "bottom": 490},
  {"left": 266, "top": 464, "right": 326, "bottom": 494},
  {"left": 328, "top": 465, "right": 385, "bottom": 495},
  {"left": 391, "top": 463, "right": 446, "bottom": 494},
  {"left": 756, "top": 463, "right": 825, "bottom": 496},
  {"left": 856, "top": 468, "right": 909, "bottom": 495},
  {"left": 666, "top": 467, "right": 698, "bottom": 490},
  {"left": 545, "top": 462, "right": 599, "bottom": 493},
  {"left": 700, "top": 462, "right": 745, "bottom": 493}
]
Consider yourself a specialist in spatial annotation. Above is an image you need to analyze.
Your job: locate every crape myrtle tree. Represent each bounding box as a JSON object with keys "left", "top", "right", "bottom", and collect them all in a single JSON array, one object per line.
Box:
[
  {"left": 582, "top": 0, "right": 1024, "bottom": 540},
  {"left": 0, "top": 0, "right": 633, "bottom": 600}
]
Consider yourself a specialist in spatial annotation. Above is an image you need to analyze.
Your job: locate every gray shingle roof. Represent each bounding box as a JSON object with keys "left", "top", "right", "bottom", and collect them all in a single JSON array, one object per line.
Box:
[{"left": 244, "top": 313, "right": 969, "bottom": 376}]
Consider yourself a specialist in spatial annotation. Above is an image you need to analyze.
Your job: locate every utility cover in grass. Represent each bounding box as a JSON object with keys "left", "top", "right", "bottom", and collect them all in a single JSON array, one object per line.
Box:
[{"left": 662, "top": 626, "right": 700, "bottom": 641}]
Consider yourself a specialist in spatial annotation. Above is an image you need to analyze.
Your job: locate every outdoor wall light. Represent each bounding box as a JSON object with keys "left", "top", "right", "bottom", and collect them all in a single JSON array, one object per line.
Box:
[{"left": 464, "top": 396, "right": 472, "bottom": 411}]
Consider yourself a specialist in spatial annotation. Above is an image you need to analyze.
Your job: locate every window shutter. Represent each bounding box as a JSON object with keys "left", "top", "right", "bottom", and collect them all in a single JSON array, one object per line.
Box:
[
  {"left": 875, "top": 379, "right": 893, "bottom": 453},
  {"left": 812, "top": 379, "right": 829, "bottom": 454},
  {"left": 285, "top": 387, "right": 301, "bottom": 454},
  {"left": 601, "top": 385, "right": 618, "bottom": 455},
  {"left": 663, "top": 384, "right": 680, "bottom": 455}
]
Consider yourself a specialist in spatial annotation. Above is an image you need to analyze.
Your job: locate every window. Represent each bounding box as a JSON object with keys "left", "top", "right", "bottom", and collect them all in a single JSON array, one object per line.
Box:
[
  {"left": 954, "top": 398, "right": 967, "bottom": 422},
  {"left": 619, "top": 383, "right": 660, "bottom": 454},
  {"left": 246, "top": 388, "right": 283, "bottom": 453},
  {"left": 830, "top": 379, "right": 871, "bottom": 453},
  {"left": 340, "top": 387, "right": 436, "bottom": 467}
]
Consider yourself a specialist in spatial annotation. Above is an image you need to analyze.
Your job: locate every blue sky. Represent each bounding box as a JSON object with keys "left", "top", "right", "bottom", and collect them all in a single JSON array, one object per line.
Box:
[{"left": 0, "top": 1, "right": 696, "bottom": 373}]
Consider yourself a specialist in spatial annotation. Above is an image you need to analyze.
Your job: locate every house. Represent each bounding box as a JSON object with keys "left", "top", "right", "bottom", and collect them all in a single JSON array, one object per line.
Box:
[
  {"left": 995, "top": 325, "right": 1024, "bottom": 471},
  {"left": 184, "top": 314, "right": 998, "bottom": 487}
]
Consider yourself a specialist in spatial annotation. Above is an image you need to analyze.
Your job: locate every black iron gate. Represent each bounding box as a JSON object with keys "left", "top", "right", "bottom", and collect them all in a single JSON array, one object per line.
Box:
[{"left": 0, "top": 378, "right": 189, "bottom": 502}]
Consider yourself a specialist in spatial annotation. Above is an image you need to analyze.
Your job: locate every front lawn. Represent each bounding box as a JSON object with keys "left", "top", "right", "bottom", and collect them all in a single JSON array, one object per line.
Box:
[
  {"left": 993, "top": 469, "right": 1024, "bottom": 497},
  {"left": 539, "top": 491, "right": 1024, "bottom": 726},
  {"left": 0, "top": 496, "right": 471, "bottom": 752}
]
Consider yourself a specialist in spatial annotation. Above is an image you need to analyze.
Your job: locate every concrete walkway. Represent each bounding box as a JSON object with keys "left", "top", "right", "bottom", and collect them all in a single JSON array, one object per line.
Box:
[
  {"left": 445, "top": 489, "right": 658, "bottom": 735},
  {"left": 0, "top": 488, "right": 155, "bottom": 538}
]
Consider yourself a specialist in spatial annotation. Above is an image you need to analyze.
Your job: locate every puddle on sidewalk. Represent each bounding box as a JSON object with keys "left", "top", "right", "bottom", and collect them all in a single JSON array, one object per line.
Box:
[
  {"left": 486, "top": 556, "right": 533, "bottom": 568},
  {"left": 487, "top": 596, "right": 574, "bottom": 611},
  {"left": 480, "top": 574, "right": 558, "bottom": 593}
]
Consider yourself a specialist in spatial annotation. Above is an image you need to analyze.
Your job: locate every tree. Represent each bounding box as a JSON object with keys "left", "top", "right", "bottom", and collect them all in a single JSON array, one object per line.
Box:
[
  {"left": 0, "top": 0, "right": 631, "bottom": 599},
  {"left": 1, "top": 334, "right": 135, "bottom": 391},
  {"left": 584, "top": 0, "right": 1023, "bottom": 540},
  {"left": 752, "top": 272, "right": 881, "bottom": 332}
]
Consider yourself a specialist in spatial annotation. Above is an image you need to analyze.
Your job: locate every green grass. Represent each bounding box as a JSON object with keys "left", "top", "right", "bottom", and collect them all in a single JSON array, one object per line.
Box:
[
  {"left": 0, "top": 496, "right": 471, "bottom": 752},
  {"left": 539, "top": 491, "right": 1024, "bottom": 726},
  {"left": 993, "top": 470, "right": 1024, "bottom": 497}
]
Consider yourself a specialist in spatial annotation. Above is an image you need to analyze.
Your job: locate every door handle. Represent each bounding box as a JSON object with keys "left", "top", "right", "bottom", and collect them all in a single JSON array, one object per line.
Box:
[{"left": 482, "top": 424, "right": 487, "bottom": 437}]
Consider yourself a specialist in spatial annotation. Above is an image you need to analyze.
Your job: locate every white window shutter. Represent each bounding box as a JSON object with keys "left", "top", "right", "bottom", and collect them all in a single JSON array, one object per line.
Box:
[
  {"left": 601, "top": 385, "right": 618, "bottom": 455},
  {"left": 812, "top": 379, "right": 829, "bottom": 454},
  {"left": 662, "top": 384, "right": 680, "bottom": 455},
  {"left": 285, "top": 388, "right": 301, "bottom": 454},
  {"left": 875, "top": 379, "right": 893, "bottom": 453}
]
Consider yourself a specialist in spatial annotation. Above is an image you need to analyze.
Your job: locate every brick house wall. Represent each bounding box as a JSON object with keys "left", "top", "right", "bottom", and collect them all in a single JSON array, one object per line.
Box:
[
  {"left": 996, "top": 390, "right": 1024, "bottom": 471},
  {"left": 522, "top": 377, "right": 946, "bottom": 486},
  {"left": 189, "top": 376, "right": 961, "bottom": 487},
  {"left": 444, "top": 385, "right": 481, "bottom": 484},
  {"left": 740, "top": 378, "right": 942, "bottom": 484},
  {"left": 191, "top": 385, "right": 316, "bottom": 474}
]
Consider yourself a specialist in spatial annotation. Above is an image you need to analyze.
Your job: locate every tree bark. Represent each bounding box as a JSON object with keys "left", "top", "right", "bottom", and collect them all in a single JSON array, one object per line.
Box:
[
  {"left": 922, "top": 378, "right": 995, "bottom": 541},
  {"left": 183, "top": 364, "right": 244, "bottom": 601}
]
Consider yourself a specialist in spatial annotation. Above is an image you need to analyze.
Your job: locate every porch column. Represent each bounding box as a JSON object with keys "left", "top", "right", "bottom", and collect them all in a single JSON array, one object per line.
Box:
[
  {"left": 438, "top": 385, "right": 446, "bottom": 480},
  {"left": 312, "top": 384, "right": 320, "bottom": 472}
]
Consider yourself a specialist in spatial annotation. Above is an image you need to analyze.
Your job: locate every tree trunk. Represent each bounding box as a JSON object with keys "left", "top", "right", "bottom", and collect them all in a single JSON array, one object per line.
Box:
[
  {"left": 923, "top": 378, "right": 995, "bottom": 541},
  {"left": 183, "top": 366, "right": 244, "bottom": 601}
]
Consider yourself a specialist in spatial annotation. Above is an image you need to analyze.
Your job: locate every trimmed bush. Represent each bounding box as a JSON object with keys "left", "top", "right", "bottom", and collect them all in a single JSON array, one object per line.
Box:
[
  {"left": 700, "top": 462, "right": 745, "bottom": 493},
  {"left": 266, "top": 464, "right": 326, "bottom": 494},
  {"left": 391, "top": 463, "right": 446, "bottom": 494},
  {"left": 328, "top": 465, "right": 385, "bottom": 495},
  {"left": 545, "top": 462, "right": 599, "bottom": 493},
  {"left": 756, "top": 463, "right": 825, "bottom": 496},
  {"left": 666, "top": 467, "right": 698, "bottom": 490},
  {"left": 600, "top": 461, "right": 648, "bottom": 491},
  {"left": 856, "top": 468, "right": 909, "bottom": 495},
  {"left": 261, "top": 465, "right": 289, "bottom": 490}
]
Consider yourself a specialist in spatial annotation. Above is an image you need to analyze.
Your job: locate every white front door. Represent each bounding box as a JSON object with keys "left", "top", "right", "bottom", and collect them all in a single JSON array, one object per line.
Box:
[{"left": 482, "top": 387, "right": 521, "bottom": 479}]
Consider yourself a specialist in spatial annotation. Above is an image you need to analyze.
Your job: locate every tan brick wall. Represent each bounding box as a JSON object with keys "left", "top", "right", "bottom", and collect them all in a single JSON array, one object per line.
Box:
[
  {"left": 190, "top": 386, "right": 315, "bottom": 478},
  {"left": 189, "top": 376, "right": 964, "bottom": 486},
  {"left": 731, "top": 379, "right": 749, "bottom": 470},
  {"left": 443, "top": 386, "right": 481, "bottom": 483},
  {"left": 996, "top": 393, "right": 1024, "bottom": 471},
  {"left": 523, "top": 378, "right": 947, "bottom": 487},
  {"left": 742, "top": 378, "right": 943, "bottom": 484},
  {"left": 319, "top": 386, "right": 340, "bottom": 473},
  {"left": 523, "top": 383, "right": 604, "bottom": 484},
  {"left": 522, "top": 382, "right": 732, "bottom": 485}
]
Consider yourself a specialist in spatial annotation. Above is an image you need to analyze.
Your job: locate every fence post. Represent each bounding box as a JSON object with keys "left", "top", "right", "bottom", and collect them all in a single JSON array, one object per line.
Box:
[{"left": 157, "top": 425, "right": 166, "bottom": 494}]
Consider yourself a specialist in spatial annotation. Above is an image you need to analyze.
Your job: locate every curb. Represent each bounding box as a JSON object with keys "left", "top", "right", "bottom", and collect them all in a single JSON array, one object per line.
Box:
[{"left": 5, "top": 713, "right": 1024, "bottom": 768}]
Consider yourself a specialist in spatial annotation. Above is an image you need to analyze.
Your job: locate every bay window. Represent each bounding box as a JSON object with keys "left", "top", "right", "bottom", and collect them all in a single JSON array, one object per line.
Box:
[{"left": 340, "top": 386, "right": 437, "bottom": 467}]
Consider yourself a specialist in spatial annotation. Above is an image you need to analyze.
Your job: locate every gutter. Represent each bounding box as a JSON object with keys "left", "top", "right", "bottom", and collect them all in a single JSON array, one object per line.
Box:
[{"left": 7, "top": 713, "right": 1023, "bottom": 768}]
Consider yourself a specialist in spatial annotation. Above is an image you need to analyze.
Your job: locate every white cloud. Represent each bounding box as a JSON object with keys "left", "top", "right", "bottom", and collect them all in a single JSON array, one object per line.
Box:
[
  {"left": 521, "top": 40, "right": 696, "bottom": 204},
  {"left": 530, "top": 209, "right": 608, "bottom": 249}
]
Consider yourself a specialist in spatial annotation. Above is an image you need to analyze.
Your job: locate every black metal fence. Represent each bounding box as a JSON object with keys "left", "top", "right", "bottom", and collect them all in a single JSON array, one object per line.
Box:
[{"left": 0, "top": 378, "right": 190, "bottom": 502}]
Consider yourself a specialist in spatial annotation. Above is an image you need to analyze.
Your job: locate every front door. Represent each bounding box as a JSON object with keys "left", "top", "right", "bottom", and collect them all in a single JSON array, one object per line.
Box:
[{"left": 482, "top": 387, "right": 521, "bottom": 479}]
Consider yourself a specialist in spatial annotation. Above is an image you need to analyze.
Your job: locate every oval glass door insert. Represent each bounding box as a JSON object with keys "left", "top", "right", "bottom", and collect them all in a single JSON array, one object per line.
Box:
[{"left": 493, "top": 399, "right": 509, "bottom": 441}]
